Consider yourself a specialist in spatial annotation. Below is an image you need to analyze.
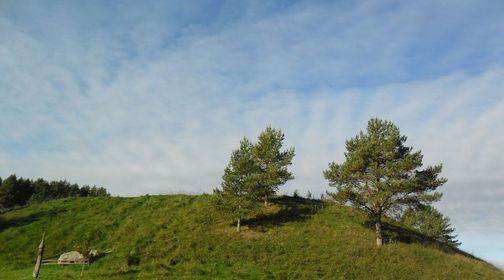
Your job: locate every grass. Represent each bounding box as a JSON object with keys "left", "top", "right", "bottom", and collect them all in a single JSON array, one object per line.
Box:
[{"left": 0, "top": 195, "right": 502, "bottom": 279}]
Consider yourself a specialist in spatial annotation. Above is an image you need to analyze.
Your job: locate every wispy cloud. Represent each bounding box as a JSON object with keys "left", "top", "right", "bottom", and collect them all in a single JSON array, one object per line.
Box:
[{"left": 1, "top": 0, "right": 503, "bottom": 266}]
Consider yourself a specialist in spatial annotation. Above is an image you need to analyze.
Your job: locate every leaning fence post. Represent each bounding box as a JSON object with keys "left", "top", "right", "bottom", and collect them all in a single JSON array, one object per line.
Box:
[{"left": 32, "top": 232, "right": 45, "bottom": 278}]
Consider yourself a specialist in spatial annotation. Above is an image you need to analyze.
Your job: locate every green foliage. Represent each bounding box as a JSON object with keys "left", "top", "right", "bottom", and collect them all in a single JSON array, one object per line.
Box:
[
  {"left": 0, "top": 175, "right": 18, "bottom": 208},
  {"left": 324, "top": 118, "right": 447, "bottom": 245},
  {"left": 29, "top": 178, "right": 51, "bottom": 203},
  {"left": 0, "top": 175, "right": 34, "bottom": 208},
  {"left": 253, "top": 126, "right": 295, "bottom": 204},
  {"left": 402, "top": 205, "right": 460, "bottom": 247},
  {"left": 213, "top": 138, "right": 260, "bottom": 231},
  {"left": 0, "top": 195, "right": 502, "bottom": 279},
  {"left": 213, "top": 127, "right": 295, "bottom": 230},
  {"left": 0, "top": 175, "right": 110, "bottom": 210}
]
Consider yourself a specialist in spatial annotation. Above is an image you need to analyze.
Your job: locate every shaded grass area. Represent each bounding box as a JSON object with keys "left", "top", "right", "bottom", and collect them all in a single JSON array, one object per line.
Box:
[
  {"left": 246, "top": 196, "right": 323, "bottom": 230},
  {"left": 0, "top": 195, "right": 502, "bottom": 279},
  {"left": 380, "top": 222, "right": 484, "bottom": 261}
]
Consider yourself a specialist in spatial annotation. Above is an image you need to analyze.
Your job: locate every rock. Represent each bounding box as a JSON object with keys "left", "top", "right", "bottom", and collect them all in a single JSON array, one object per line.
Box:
[
  {"left": 57, "top": 251, "right": 88, "bottom": 264},
  {"left": 89, "top": 249, "right": 99, "bottom": 258}
]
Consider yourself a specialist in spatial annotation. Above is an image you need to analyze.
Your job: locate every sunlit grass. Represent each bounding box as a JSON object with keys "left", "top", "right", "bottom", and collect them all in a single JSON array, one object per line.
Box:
[{"left": 0, "top": 195, "right": 502, "bottom": 279}]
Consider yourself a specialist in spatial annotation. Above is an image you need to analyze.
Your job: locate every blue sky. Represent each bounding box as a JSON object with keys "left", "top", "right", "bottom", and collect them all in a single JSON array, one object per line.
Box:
[{"left": 1, "top": 0, "right": 503, "bottom": 268}]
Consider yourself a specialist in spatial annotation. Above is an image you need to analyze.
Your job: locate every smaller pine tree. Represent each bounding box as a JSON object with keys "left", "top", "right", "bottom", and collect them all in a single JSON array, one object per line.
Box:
[
  {"left": 306, "top": 191, "right": 312, "bottom": 199},
  {"left": 293, "top": 189, "right": 299, "bottom": 198},
  {"left": 401, "top": 205, "right": 460, "bottom": 247},
  {"left": 213, "top": 138, "right": 260, "bottom": 232}
]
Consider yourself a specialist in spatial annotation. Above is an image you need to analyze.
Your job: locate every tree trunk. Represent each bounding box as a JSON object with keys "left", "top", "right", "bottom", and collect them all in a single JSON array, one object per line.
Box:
[
  {"left": 264, "top": 194, "right": 268, "bottom": 207},
  {"left": 237, "top": 204, "right": 242, "bottom": 232},
  {"left": 375, "top": 219, "right": 383, "bottom": 247}
]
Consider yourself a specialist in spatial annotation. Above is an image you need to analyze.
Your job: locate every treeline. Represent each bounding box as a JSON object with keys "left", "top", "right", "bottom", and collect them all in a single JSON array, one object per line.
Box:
[{"left": 0, "top": 175, "right": 109, "bottom": 210}]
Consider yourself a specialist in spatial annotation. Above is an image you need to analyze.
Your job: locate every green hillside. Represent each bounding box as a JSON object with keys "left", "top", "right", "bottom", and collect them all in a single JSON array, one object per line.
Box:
[{"left": 0, "top": 195, "right": 502, "bottom": 279}]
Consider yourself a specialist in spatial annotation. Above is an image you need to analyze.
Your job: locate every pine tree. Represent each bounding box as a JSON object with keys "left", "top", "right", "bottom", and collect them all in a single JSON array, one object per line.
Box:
[
  {"left": 96, "top": 187, "right": 109, "bottom": 196},
  {"left": 30, "top": 178, "right": 50, "bottom": 202},
  {"left": 0, "top": 175, "right": 17, "bottom": 208},
  {"left": 0, "top": 175, "right": 33, "bottom": 208},
  {"left": 13, "top": 177, "right": 33, "bottom": 206},
  {"left": 402, "top": 205, "right": 460, "bottom": 247},
  {"left": 213, "top": 138, "right": 260, "bottom": 232},
  {"left": 306, "top": 191, "right": 312, "bottom": 199},
  {"left": 253, "top": 127, "right": 295, "bottom": 206},
  {"left": 293, "top": 189, "right": 299, "bottom": 198},
  {"left": 324, "top": 118, "right": 447, "bottom": 246}
]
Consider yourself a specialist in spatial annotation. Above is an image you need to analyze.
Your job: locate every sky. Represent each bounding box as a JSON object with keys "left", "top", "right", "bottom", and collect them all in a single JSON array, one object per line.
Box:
[{"left": 1, "top": 0, "right": 503, "bottom": 269}]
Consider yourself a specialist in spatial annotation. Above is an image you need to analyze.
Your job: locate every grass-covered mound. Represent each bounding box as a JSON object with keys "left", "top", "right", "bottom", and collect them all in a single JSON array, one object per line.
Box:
[{"left": 0, "top": 195, "right": 502, "bottom": 279}]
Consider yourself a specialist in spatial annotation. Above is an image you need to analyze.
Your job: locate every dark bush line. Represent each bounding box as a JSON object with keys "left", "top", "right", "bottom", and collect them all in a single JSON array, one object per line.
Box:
[{"left": 0, "top": 174, "right": 109, "bottom": 210}]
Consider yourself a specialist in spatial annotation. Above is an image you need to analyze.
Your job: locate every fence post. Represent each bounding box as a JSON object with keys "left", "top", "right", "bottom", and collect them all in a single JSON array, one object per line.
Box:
[{"left": 32, "top": 232, "right": 45, "bottom": 278}]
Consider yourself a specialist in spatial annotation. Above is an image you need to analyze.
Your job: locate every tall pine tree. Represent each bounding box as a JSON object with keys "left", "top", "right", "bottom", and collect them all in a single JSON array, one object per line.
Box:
[
  {"left": 324, "top": 118, "right": 447, "bottom": 246},
  {"left": 253, "top": 127, "right": 295, "bottom": 206}
]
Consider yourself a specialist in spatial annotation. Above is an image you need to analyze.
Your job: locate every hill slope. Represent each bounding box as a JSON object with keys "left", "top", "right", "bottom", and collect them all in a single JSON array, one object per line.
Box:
[{"left": 0, "top": 195, "right": 502, "bottom": 279}]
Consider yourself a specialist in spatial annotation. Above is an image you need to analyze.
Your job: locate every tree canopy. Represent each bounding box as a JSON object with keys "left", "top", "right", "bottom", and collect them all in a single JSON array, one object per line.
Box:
[
  {"left": 213, "top": 127, "right": 295, "bottom": 231},
  {"left": 324, "top": 118, "right": 447, "bottom": 246},
  {"left": 213, "top": 138, "right": 260, "bottom": 232},
  {"left": 253, "top": 126, "right": 295, "bottom": 206},
  {"left": 0, "top": 174, "right": 109, "bottom": 210},
  {"left": 401, "top": 205, "right": 460, "bottom": 247}
]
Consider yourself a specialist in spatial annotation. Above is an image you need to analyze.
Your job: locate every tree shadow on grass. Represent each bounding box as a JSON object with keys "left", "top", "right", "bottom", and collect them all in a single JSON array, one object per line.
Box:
[
  {"left": 370, "top": 221, "right": 484, "bottom": 262},
  {"left": 0, "top": 209, "right": 60, "bottom": 232},
  {"left": 244, "top": 196, "right": 324, "bottom": 231}
]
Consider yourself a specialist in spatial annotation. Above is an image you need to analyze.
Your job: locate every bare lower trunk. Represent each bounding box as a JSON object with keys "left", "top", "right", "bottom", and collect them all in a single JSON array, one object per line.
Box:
[
  {"left": 375, "top": 220, "right": 383, "bottom": 247},
  {"left": 237, "top": 204, "right": 242, "bottom": 232},
  {"left": 264, "top": 194, "right": 268, "bottom": 206}
]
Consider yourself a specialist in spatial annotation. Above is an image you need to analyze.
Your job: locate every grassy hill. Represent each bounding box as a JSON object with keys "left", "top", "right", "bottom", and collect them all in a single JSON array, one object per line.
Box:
[{"left": 0, "top": 195, "right": 502, "bottom": 279}]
